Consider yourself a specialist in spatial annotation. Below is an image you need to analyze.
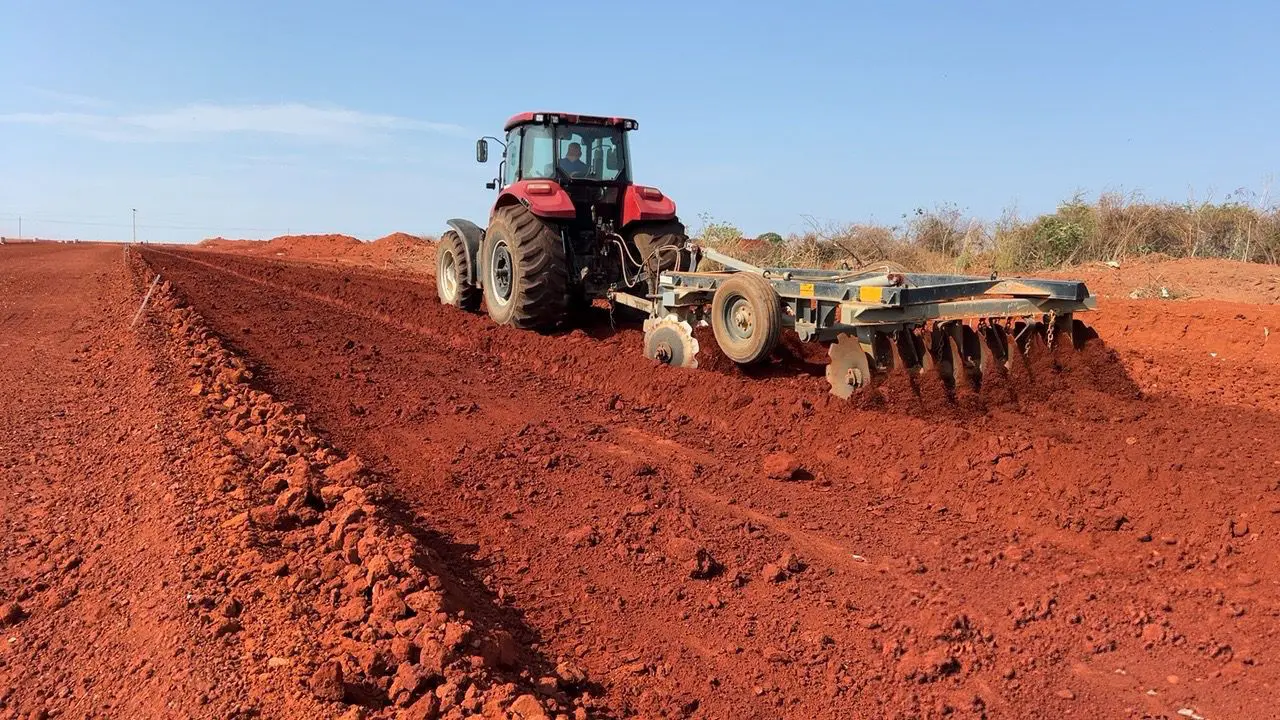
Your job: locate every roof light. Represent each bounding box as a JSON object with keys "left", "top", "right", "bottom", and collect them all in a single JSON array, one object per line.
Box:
[
  {"left": 549, "top": 114, "right": 560, "bottom": 123},
  {"left": 534, "top": 113, "right": 545, "bottom": 122},
  {"left": 527, "top": 182, "right": 554, "bottom": 195},
  {"left": 625, "top": 120, "right": 638, "bottom": 130}
]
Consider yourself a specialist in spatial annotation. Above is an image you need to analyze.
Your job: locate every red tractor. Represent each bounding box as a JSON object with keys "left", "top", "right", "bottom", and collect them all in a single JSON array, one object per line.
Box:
[{"left": 434, "top": 111, "right": 691, "bottom": 329}]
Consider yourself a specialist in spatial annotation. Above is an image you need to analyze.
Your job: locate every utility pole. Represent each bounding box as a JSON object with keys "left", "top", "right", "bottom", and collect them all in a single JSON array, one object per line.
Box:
[{"left": 132, "top": 208, "right": 137, "bottom": 244}]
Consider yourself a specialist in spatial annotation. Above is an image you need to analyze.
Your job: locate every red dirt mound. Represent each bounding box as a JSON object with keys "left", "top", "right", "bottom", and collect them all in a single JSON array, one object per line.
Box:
[
  {"left": 194, "top": 232, "right": 435, "bottom": 268},
  {"left": 262, "top": 233, "right": 362, "bottom": 258},
  {"left": 372, "top": 232, "right": 426, "bottom": 247},
  {"left": 348, "top": 233, "right": 431, "bottom": 265},
  {"left": 199, "top": 236, "right": 266, "bottom": 252}
]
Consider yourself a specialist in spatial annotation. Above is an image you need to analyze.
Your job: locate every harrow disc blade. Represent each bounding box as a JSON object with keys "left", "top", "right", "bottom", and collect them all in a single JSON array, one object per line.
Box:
[
  {"left": 1053, "top": 312, "right": 1077, "bottom": 350},
  {"left": 980, "top": 323, "right": 1011, "bottom": 372},
  {"left": 1011, "top": 320, "right": 1038, "bottom": 356},
  {"left": 928, "top": 323, "right": 964, "bottom": 390},
  {"left": 871, "top": 331, "right": 897, "bottom": 372},
  {"left": 955, "top": 323, "right": 987, "bottom": 389},
  {"left": 901, "top": 328, "right": 932, "bottom": 372},
  {"left": 643, "top": 316, "right": 700, "bottom": 368},
  {"left": 1071, "top": 318, "right": 1100, "bottom": 347},
  {"left": 826, "top": 333, "right": 873, "bottom": 399}
]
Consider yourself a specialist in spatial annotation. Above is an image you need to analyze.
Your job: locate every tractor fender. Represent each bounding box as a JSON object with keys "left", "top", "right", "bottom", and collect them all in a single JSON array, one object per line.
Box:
[
  {"left": 446, "top": 218, "right": 485, "bottom": 285},
  {"left": 621, "top": 185, "right": 677, "bottom": 227},
  {"left": 496, "top": 180, "right": 576, "bottom": 220}
]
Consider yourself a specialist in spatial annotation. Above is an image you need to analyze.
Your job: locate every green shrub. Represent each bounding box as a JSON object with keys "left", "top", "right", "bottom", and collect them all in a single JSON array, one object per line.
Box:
[{"left": 695, "top": 189, "right": 1280, "bottom": 273}]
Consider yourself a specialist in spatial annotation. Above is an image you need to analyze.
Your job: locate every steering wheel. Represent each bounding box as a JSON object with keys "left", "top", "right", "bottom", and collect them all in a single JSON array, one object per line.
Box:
[{"left": 556, "top": 165, "right": 594, "bottom": 182}]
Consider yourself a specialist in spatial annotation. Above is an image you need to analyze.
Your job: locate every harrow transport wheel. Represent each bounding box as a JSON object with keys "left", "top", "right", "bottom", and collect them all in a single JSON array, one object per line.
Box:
[
  {"left": 710, "top": 273, "right": 782, "bottom": 365},
  {"left": 436, "top": 230, "right": 481, "bottom": 311},
  {"left": 481, "top": 205, "right": 568, "bottom": 330}
]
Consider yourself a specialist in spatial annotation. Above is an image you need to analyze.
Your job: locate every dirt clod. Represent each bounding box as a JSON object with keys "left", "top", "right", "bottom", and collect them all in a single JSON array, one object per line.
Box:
[
  {"left": 309, "top": 661, "right": 345, "bottom": 702},
  {"left": 762, "top": 452, "right": 802, "bottom": 480},
  {"left": 0, "top": 603, "right": 26, "bottom": 627},
  {"left": 761, "top": 563, "right": 787, "bottom": 583}
]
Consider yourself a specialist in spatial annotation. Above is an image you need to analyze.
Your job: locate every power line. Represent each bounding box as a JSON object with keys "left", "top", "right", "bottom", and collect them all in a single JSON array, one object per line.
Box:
[{"left": 0, "top": 214, "right": 294, "bottom": 233}]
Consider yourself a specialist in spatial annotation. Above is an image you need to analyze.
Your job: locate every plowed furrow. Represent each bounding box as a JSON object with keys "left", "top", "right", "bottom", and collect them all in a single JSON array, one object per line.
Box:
[{"left": 142, "top": 248, "right": 1280, "bottom": 720}]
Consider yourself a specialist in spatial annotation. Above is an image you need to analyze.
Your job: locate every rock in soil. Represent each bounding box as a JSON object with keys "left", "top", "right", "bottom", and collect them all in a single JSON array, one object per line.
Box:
[
  {"left": 309, "top": 661, "right": 345, "bottom": 702},
  {"left": 0, "top": 602, "right": 26, "bottom": 627},
  {"left": 762, "top": 452, "right": 803, "bottom": 480}
]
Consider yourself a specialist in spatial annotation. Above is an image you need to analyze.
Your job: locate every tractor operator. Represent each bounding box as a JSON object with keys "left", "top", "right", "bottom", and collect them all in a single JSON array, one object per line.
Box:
[{"left": 560, "top": 142, "right": 589, "bottom": 176}]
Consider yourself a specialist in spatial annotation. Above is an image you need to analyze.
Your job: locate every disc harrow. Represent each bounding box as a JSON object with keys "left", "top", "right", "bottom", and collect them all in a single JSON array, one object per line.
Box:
[
  {"left": 818, "top": 314, "right": 1097, "bottom": 397},
  {"left": 627, "top": 245, "right": 1099, "bottom": 400}
]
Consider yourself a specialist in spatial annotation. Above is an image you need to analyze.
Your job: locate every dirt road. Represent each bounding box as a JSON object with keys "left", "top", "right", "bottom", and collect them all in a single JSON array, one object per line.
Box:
[{"left": 126, "top": 246, "right": 1280, "bottom": 719}]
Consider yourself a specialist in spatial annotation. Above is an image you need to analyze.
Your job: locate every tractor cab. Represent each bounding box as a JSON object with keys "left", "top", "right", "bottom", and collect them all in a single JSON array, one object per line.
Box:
[
  {"left": 476, "top": 113, "right": 649, "bottom": 238},
  {"left": 479, "top": 112, "right": 637, "bottom": 189}
]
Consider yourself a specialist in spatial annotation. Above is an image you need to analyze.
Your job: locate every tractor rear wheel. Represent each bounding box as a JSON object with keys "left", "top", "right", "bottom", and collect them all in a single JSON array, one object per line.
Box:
[
  {"left": 711, "top": 272, "right": 781, "bottom": 364},
  {"left": 436, "top": 230, "right": 481, "bottom": 311},
  {"left": 481, "top": 205, "right": 568, "bottom": 329},
  {"left": 630, "top": 220, "right": 692, "bottom": 274}
]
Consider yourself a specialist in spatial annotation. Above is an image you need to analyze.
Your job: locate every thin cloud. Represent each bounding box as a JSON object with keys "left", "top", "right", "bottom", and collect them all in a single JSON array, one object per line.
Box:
[
  {"left": 0, "top": 102, "right": 469, "bottom": 143},
  {"left": 26, "top": 87, "right": 113, "bottom": 109}
]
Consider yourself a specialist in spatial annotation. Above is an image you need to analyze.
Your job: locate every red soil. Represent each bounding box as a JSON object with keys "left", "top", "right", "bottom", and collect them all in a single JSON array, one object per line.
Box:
[
  {"left": 1044, "top": 254, "right": 1280, "bottom": 305},
  {"left": 199, "top": 233, "right": 363, "bottom": 260},
  {"left": 146, "top": 246, "right": 1280, "bottom": 718},
  {"left": 0, "top": 243, "right": 568, "bottom": 719},
  {"left": 197, "top": 232, "right": 432, "bottom": 269},
  {"left": 5, "top": 240, "right": 1279, "bottom": 719}
]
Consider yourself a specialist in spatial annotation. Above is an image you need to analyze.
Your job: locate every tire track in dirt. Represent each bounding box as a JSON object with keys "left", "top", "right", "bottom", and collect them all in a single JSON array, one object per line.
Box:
[{"left": 143, "top": 247, "right": 1280, "bottom": 719}]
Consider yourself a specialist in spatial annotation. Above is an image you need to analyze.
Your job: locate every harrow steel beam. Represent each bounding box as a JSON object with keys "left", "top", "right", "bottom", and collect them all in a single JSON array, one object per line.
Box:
[
  {"left": 655, "top": 266, "right": 1094, "bottom": 343},
  {"left": 634, "top": 247, "right": 1099, "bottom": 397}
]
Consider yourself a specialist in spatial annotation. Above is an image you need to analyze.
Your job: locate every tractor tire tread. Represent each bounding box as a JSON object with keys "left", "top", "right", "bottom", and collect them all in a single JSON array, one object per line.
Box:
[
  {"left": 438, "top": 230, "right": 481, "bottom": 311},
  {"left": 484, "top": 204, "right": 568, "bottom": 329}
]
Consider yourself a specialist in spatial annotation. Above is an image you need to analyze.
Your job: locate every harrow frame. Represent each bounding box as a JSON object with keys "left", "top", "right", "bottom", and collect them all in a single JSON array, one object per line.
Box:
[{"left": 615, "top": 246, "right": 1098, "bottom": 396}]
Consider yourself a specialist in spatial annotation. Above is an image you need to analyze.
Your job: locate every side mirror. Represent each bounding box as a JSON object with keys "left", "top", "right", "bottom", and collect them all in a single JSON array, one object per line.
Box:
[
  {"left": 485, "top": 181, "right": 496, "bottom": 190},
  {"left": 476, "top": 139, "right": 489, "bottom": 163}
]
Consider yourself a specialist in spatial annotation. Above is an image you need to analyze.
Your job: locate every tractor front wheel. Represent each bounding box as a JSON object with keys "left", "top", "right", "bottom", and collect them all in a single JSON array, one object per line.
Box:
[
  {"left": 710, "top": 272, "right": 782, "bottom": 364},
  {"left": 481, "top": 205, "right": 568, "bottom": 330},
  {"left": 436, "top": 230, "right": 481, "bottom": 311}
]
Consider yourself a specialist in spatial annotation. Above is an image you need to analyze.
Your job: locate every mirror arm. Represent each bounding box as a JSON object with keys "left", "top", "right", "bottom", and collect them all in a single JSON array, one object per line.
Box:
[{"left": 476, "top": 136, "right": 508, "bottom": 164}]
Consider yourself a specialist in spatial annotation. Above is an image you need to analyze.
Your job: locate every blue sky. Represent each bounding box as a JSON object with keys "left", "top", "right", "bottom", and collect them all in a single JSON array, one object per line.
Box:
[{"left": 1, "top": 0, "right": 1276, "bottom": 242}]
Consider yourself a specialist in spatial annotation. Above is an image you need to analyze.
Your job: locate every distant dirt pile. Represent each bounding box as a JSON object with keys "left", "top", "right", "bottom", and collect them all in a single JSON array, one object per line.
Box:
[
  {"left": 129, "top": 254, "right": 577, "bottom": 718},
  {"left": 199, "top": 233, "right": 361, "bottom": 258},
  {"left": 347, "top": 233, "right": 431, "bottom": 265},
  {"left": 198, "top": 232, "right": 433, "bottom": 268},
  {"left": 264, "top": 233, "right": 362, "bottom": 258}
]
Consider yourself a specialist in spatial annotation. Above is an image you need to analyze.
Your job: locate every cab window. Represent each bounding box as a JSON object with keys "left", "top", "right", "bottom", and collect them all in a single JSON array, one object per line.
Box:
[
  {"left": 503, "top": 129, "right": 521, "bottom": 186},
  {"left": 520, "top": 125, "right": 555, "bottom": 179}
]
